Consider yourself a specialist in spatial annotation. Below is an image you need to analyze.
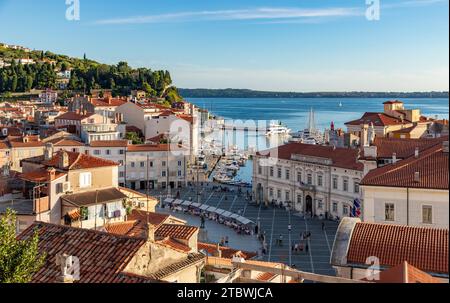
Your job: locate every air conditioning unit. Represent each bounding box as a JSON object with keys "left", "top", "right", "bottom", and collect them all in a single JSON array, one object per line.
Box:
[{"left": 63, "top": 182, "right": 71, "bottom": 193}]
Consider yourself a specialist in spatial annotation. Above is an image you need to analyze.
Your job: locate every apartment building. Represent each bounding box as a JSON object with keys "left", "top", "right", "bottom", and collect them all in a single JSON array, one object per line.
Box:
[
  {"left": 86, "top": 140, "right": 128, "bottom": 186},
  {"left": 345, "top": 100, "right": 434, "bottom": 144},
  {"left": 117, "top": 101, "right": 199, "bottom": 156},
  {"left": 253, "top": 143, "right": 364, "bottom": 219},
  {"left": 54, "top": 111, "right": 105, "bottom": 137},
  {"left": 360, "top": 141, "right": 449, "bottom": 228},
  {"left": 126, "top": 143, "right": 188, "bottom": 191}
]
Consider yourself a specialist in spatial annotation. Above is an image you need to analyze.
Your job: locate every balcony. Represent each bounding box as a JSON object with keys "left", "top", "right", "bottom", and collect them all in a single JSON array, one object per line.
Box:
[{"left": 296, "top": 182, "right": 316, "bottom": 192}]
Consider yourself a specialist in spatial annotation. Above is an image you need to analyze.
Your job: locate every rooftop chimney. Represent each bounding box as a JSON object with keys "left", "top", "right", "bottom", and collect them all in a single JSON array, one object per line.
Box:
[
  {"left": 414, "top": 172, "right": 420, "bottom": 183},
  {"left": 55, "top": 254, "right": 76, "bottom": 284},
  {"left": 414, "top": 147, "right": 419, "bottom": 158},
  {"left": 47, "top": 167, "right": 56, "bottom": 181},
  {"left": 147, "top": 223, "right": 156, "bottom": 242},
  {"left": 59, "top": 151, "right": 70, "bottom": 169},
  {"left": 45, "top": 143, "right": 54, "bottom": 161},
  {"left": 392, "top": 152, "right": 397, "bottom": 164}
]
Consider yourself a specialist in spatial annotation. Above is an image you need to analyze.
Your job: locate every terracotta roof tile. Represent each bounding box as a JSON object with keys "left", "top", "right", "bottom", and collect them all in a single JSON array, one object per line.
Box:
[
  {"left": 256, "top": 272, "right": 277, "bottom": 281},
  {"left": 18, "top": 222, "right": 150, "bottom": 283},
  {"left": 104, "top": 220, "right": 145, "bottom": 238},
  {"left": 367, "top": 136, "right": 447, "bottom": 159},
  {"left": 198, "top": 242, "right": 257, "bottom": 259},
  {"left": 347, "top": 222, "right": 448, "bottom": 275},
  {"left": 128, "top": 210, "right": 169, "bottom": 228},
  {"left": 155, "top": 224, "right": 198, "bottom": 240},
  {"left": 19, "top": 169, "right": 66, "bottom": 183},
  {"left": 148, "top": 253, "right": 205, "bottom": 280},
  {"left": 258, "top": 142, "right": 363, "bottom": 171},
  {"left": 157, "top": 237, "right": 192, "bottom": 253},
  {"left": 24, "top": 150, "right": 118, "bottom": 170},
  {"left": 364, "top": 261, "right": 445, "bottom": 283},
  {"left": 345, "top": 112, "right": 408, "bottom": 126},
  {"left": 361, "top": 144, "right": 448, "bottom": 189}
]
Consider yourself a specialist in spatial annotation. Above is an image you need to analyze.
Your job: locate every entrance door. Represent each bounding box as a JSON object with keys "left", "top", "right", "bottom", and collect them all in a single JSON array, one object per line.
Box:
[{"left": 305, "top": 195, "right": 313, "bottom": 214}]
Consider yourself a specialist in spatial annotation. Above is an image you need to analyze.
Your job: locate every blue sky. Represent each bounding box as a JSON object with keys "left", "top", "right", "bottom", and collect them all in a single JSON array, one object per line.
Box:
[{"left": 0, "top": 0, "right": 448, "bottom": 91}]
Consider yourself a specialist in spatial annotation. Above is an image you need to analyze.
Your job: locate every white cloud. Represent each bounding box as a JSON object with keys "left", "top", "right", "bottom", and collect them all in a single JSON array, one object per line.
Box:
[
  {"left": 383, "top": 0, "right": 448, "bottom": 9},
  {"left": 95, "top": 7, "right": 362, "bottom": 25}
]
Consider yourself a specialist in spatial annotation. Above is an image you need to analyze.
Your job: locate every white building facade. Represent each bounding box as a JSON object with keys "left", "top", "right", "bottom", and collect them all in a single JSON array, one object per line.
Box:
[{"left": 253, "top": 143, "right": 364, "bottom": 219}]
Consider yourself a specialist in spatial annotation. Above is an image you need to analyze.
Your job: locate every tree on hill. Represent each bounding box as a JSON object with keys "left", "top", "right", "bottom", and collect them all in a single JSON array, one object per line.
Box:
[{"left": 0, "top": 209, "right": 45, "bottom": 283}]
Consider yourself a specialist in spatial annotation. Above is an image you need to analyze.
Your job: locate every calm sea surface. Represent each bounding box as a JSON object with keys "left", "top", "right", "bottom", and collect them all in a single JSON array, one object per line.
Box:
[
  {"left": 188, "top": 97, "right": 449, "bottom": 131},
  {"left": 188, "top": 97, "right": 449, "bottom": 183}
]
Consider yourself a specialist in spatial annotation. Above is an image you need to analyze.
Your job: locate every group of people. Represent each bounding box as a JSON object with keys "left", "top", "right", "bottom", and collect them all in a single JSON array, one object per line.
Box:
[{"left": 179, "top": 204, "right": 253, "bottom": 235}]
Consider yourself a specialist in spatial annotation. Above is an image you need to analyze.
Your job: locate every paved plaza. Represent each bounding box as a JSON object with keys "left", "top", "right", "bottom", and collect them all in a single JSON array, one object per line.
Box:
[{"left": 150, "top": 183, "right": 339, "bottom": 276}]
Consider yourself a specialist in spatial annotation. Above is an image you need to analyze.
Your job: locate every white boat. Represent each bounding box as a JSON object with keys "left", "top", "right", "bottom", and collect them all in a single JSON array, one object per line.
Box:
[
  {"left": 339, "top": 101, "right": 343, "bottom": 107},
  {"left": 289, "top": 108, "right": 324, "bottom": 145},
  {"left": 213, "top": 173, "right": 233, "bottom": 183},
  {"left": 266, "top": 122, "right": 291, "bottom": 136}
]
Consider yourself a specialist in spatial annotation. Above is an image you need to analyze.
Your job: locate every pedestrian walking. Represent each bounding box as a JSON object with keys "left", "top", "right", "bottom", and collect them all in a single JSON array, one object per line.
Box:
[
  {"left": 288, "top": 224, "right": 292, "bottom": 232},
  {"left": 278, "top": 234, "right": 283, "bottom": 246},
  {"left": 225, "top": 236, "right": 229, "bottom": 246},
  {"left": 321, "top": 222, "right": 325, "bottom": 231},
  {"left": 305, "top": 242, "right": 309, "bottom": 253}
]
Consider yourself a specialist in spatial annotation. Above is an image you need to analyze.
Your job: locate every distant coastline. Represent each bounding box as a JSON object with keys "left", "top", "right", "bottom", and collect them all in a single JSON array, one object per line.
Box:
[{"left": 179, "top": 88, "right": 449, "bottom": 99}]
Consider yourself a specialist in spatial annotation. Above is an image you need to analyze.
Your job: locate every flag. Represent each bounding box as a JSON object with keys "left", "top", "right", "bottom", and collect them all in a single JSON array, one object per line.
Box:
[{"left": 352, "top": 199, "right": 361, "bottom": 218}]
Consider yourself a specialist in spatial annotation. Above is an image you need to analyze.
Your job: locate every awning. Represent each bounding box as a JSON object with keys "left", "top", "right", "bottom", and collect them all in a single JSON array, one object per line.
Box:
[
  {"left": 164, "top": 198, "right": 174, "bottom": 204},
  {"left": 172, "top": 199, "right": 183, "bottom": 205},
  {"left": 199, "top": 204, "right": 210, "bottom": 210},
  {"left": 191, "top": 203, "right": 201, "bottom": 208},
  {"left": 215, "top": 209, "right": 226, "bottom": 215},
  {"left": 229, "top": 214, "right": 239, "bottom": 219},
  {"left": 206, "top": 206, "right": 217, "bottom": 212},
  {"left": 182, "top": 201, "right": 193, "bottom": 206},
  {"left": 221, "top": 211, "right": 233, "bottom": 218}
]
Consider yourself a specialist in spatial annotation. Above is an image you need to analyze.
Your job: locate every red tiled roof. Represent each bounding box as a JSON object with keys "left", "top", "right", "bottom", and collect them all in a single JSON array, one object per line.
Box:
[
  {"left": 157, "top": 237, "right": 191, "bottom": 252},
  {"left": 364, "top": 261, "right": 445, "bottom": 283},
  {"left": 19, "top": 169, "right": 66, "bottom": 183},
  {"left": 90, "top": 97, "right": 127, "bottom": 107},
  {"left": 177, "top": 114, "right": 194, "bottom": 124},
  {"left": 25, "top": 150, "right": 119, "bottom": 170},
  {"left": 90, "top": 140, "right": 129, "bottom": 147},
  {"left": 127, "top": 144, "right": 171, "bottom": 152},
  {"left": 7, "top": 136, "right": 44, "bottom": 148},
  {"left": 198, "top": 242, "right": 257, "bottom": 259},
  {"left": 17, "top": 222, "right": 154, "bottom": 283},
  {"left": 128, "top": 210, "right": 170, "bottom": 228},
  {"left": 367, "top": 136, "right": 447, "bottom": 159},
  {"left": 148, "top": 253, "right": 205, "bottom": 280},
  {"left": 361, "top": 144, "right": 448, "bottom": 189},
  {"left": 256, "top": 272, "right": 276, "bottom": 281},
  {"left": 347, "top": 222, "right": 449, "bottom": 274},
  {"left": 155, "top": 224, "right": 198, "bottom": 240},
  {"left": 258, "top": 142, "right": 363, "bottom": 171},
  {"left": 47, "top": 138, "right": 85, "bottom": 147},
  {"left": 104, "top": 220, "right": 146, "bottom": 238},
  {"left": 345, "top": 112, "right": 408, "bottom": 126},
  {"left": 55, "top": 112, "right": 93, "bottom": 121}
]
